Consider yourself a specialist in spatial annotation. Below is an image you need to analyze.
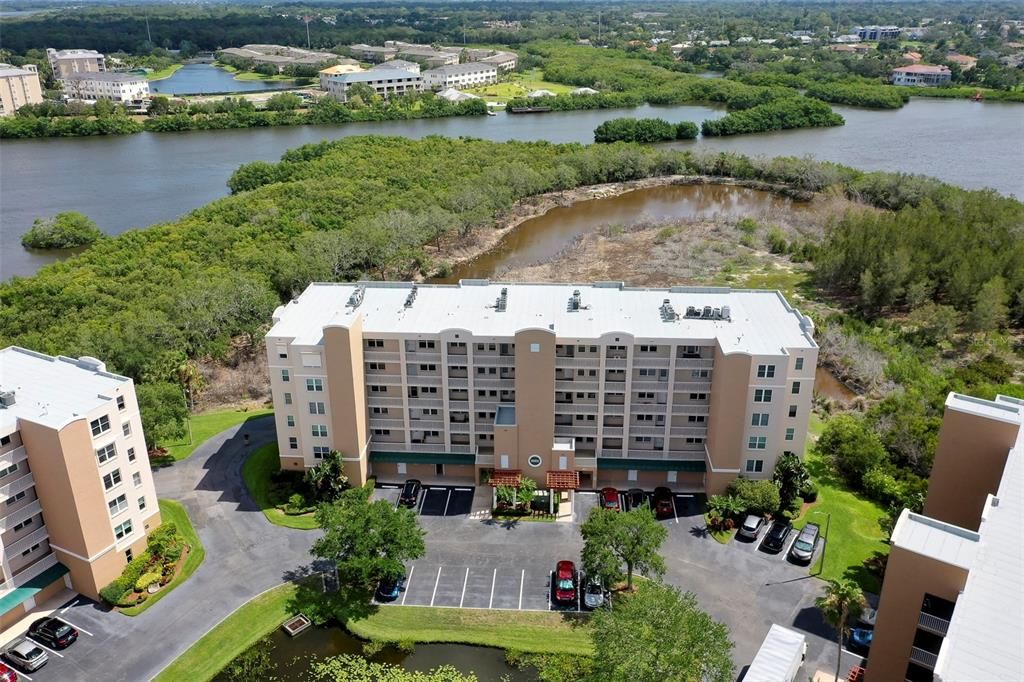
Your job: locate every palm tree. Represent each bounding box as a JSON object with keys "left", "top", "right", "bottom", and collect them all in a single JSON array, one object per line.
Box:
[{"left": 816, "top": 579, "right": 867, "bottom": 682}]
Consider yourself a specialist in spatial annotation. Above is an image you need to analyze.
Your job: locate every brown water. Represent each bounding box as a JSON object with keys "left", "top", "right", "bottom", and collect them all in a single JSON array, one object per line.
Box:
[
  {"left": 814, "top": 366, "right": 859, "bottom": 402},
  {"left": 440, "top": 184, "right": 807, "bottom": 282}
]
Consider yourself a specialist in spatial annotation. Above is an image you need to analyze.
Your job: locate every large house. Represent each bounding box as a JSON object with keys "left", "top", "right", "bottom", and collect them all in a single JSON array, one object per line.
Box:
[
  {"left": 890, "top": 64, "right": 952, "bottom": 86},
  {"left": 322, "top": 69, "right": 423, "bottom": 103},
  {"left": 0, "top": 64, "right": 43, "bottom": 117},
  {"left": 218, "top": 44, "right": 343, "bottom": 73},
  {"left": 0, "top": 347, "right": 161, "bottom": 628},
  {"left": 864, "top": 393, "right": 1024, "bottom": 682},
  {"left": 46, "top": 48, "right": 105, "bottom": 79},
  {"left": 60, "top": 72, "right": 150, "bottom": 104},
  {"left": 265, "top": 281, "right": 817, "bottom": 497},
  {"left": 422, "top": 62, "right": 498, "bottom": 90}
]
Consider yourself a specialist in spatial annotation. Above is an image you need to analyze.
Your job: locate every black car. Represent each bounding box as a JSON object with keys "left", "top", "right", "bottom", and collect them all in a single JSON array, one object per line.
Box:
[
  {"left": 375, "top": 574, "right": 406, "bottom": 602},
  {"left": 398, "top": 479, "right": 422, "bottom": 508},
  {"left": 626, "top": 488, "right": 646, "bottom": 510},
  {"left": 652, "top": 487, "right": 674, "bottom": 518},
  {"left": 28, "top": 617, "right": 78, "bottom": 650},
  {"left": 761, "top": 520, "right": 793, "bottom": 552}
]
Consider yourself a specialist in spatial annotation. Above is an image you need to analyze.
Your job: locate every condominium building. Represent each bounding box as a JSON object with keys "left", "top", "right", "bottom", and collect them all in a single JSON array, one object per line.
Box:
[
  {"left": 60, "top": 72, "right": 150, "bottom": 104},
  {"left": 349, "top": 44, "right": 398, "bottom": 63},
  {"left": 423, "top": 62, "right": 499, "bottom": 90},
  {"left": 265, "top": 281, "right": 817, "bottom": 494},
  {"left": 323, "top": 70, "right": 423, "bottom": 103},
  {"left": 865, "top": 393, "right": 1024, "bottom": 682},
  {"left": 855, "top": 25, "right": 902, "bottom": 41},
  {"left": 384, "top": 42, "right": 460, "bottom": 68},
  {"left": 0, "top": 347, "right": 160, "bottom": 629},
  {"left": 0, "top": 64, "right": 44, "bottom": 117},
  {"left": 46, "top": 48, "right": 106, "bottom": 79},
  {"left": 218, "top": 44, "right": 343, "bottom": 73},
  {"left": 318, "top": 63, "right": 365, "bottom": 90},
  {"left": 890, "top": 64, "right": 952, "bottom": 87}
]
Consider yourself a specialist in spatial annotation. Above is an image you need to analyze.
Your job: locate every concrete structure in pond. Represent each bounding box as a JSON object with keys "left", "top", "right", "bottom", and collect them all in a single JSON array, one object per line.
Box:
[
  {"left": 0, "top": 347, "right": 160, "bottom": 629},
  {"left": 265, "top": 281, "right": 817, "bottom": 495},
  {"left": 46, "top": 48, "right": 106, "bottom": 79},
  {"left": 864, "top": 392, "right": 1024, "bottom": 682},
  {"left": 0, "top": 64, "right": 44, "bottom": 117},
  {"left": 60, "top": 72, "right": 150, "bottom": 104}
]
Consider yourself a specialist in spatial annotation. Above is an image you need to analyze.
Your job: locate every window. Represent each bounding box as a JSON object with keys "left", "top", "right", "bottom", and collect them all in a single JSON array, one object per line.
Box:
[
  {"left": 312, "top": 424, "right": 328, "bottom": 437},
  {"left": 367, "top": 339, "right": 384, "bottom": 348},
  {"left": 309, "top": 401, "right": 326, "bottom": 415},
  {"left": 103, "top": 469, "right": 122, "bottom": 490},
  {"left": 754, "top": 389, "right": 773, "bottom": 403},
  {"left": 795, "top": 357, "right": 804, "bottom": 371},
  {"left": 21, "top": 543, "right": 40, "bottom": 557},
  {"left": 116, "top": 396, "right": 126, "bottom": 411},
  {"left": 132, "top": 471, "right": 142, "bottom": 487},
  {"left": 313, "top": 446, "right": 331, "bottom": 459},
  {"left": 122, "top": 422, "right": 131, "bottom": 437},
  {"left": 284, "top": 392, "right": 292, "bottom": 405},
  {"left": 636, "top": 414, "right": 654, "bottom": 422},
  {"left": 90, "top": 415, "right": 111, "bottom": 436},
  {"left": 788, "top": 405, "right": 798, "bottom": 418},
  {"left": 138, "top": 496, "right": 147, "bottom": 510},
  {"left": 114, "top": 519, "right": 133, "bottom": 540},
  {"left": 745, "top": 459, "right": 764, "bottom": 473},
  {"left": 747, "top": 436, "right": 767, "bottom": 450},
  {"left": 372, "top": 428, "right": 391, "bottom": 436},
  {"left": 639, "top": 345, "right": 658, "bottom": 352},
  {"left": 6, "top": 490, "right": 26, "bottom": 506},
  {"left": 96, "top": 442, "right": 117, "bottom": 464},
  {"left": 288, "top": 437, "right": 298, "bottom": 450},
  {"left": 638, "top": 368, "right": 658, "bottom": 377},
  {"left": 691, "top": 369, "right": 710, "bottom": 378},
  {"left": 419, "top": 364, "right": 437, "bottom": 371},
  {"left": 756, "top": 364, "right": 776, "bottom": 379},
  {"left": 306, "top": 378, "right": 324, "bottom": 392},
  {"left": 689, "top": 392, "right": 707, "bottom": 400},
  {"left": 751, "top": 413, "right": 769, "bottom": 427},
  {"left": 125, "top": 548, "right": 133, "bottom": 563},
  {"left": 281, "top": 369, "right": 290, "bottom": 382},
  {"left": 792, "top": 381, "right": 801, "bottom": 394},
  {"left": 108, "top": 494, "right": 128, "bottom": 516},
  {"left": 369, "top": 385, "right": 386, "bottom": 393},
  {"left": 12, "top": 517, "right": 32, "bottom": 532},
  {"left": 530, "top": 343, "right": 540, "bottom": 352},
  {"left": 418, "top": 340, "right": 436, "bottom": 349},
  {"left": 785, "top": 428, "right": 796, "bottom": 441},
  {"left": 368, "top": 362, "right": 386, "bottom": 370},
  {"left": 127, "top": 447, "right": 136, "bottom": 462},
  {"left": 371, "top": 407, "right": 389, "bottom": 415},
  {"left": 687, "top": 415, "right": 706, "bottom": 424},
  {"left": 0, "top": 462, "right": 17, "bottom": 478}
]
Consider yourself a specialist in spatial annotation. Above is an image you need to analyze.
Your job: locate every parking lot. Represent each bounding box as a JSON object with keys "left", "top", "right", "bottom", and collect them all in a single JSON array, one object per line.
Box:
[
  {"left": 0, "top": 597, "right": 101, "bottom": 681},
  {"left": 373, "top": 483, "right": 479, "bottom": 517}
]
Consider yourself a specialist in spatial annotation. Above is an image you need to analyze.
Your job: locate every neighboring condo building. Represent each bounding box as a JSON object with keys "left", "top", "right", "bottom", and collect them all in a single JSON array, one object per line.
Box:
[
  {"left": 60, "top": 72, "right": 150, "bottom": 104},
  {"left": 422, "top": 62, "right": 499, "bottom": 90},
  {"left": 0, "top": 64, "right": 44, "bottom": 117},
  {"left": 0, "top": 347, "right": 160, "bottom": 629},
  {"left": 890, "top": 64, "right": 952, "bottom": 86},
  {"left": 323, "top": 70, "right": 423, "bottom": 103},
  {"left": 865, "top": 392, "right": 1024, "bottom": 682},
  {"left": 265, "top": 281, "right": 817, "bottom": 494},
  {"left": 46, "top": 48, "right": 106, "bottom": 79}
]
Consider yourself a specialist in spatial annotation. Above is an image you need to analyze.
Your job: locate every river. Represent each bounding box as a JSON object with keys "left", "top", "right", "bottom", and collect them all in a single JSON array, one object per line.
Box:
[
  {"left": 150, "top": 63, "right": 299, "bottom": 95},
  {"left": 1, "top": 98, "right": 1021, "bottom": 279}
]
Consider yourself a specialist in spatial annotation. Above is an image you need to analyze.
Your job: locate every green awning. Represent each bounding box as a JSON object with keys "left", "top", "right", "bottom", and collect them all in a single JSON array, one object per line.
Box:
[
  {"left": 597, "top": 458, "right": 706, "bottom": 473},
  {"left": 0, "top": 561, "right": 70, "bottom": 615},
  {"left": 369, "top": 451, "right": 476, "bottom": 466}
]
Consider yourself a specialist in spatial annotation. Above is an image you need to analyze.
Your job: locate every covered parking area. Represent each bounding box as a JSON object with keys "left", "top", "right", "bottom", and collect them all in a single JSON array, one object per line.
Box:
[
  {"left": 369, "top": 450, "right": 476, "bottom": 486},
  {"left": 595, "top": 457, "right": 706, "bottom": 492}
]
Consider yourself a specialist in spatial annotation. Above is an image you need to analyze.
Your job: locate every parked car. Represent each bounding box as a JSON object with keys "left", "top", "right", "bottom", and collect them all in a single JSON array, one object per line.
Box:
[
  {"left": 583, "top": 578, "right": 605, "bottom": 610},
  {"left": 738, "top": 514, "right": 765, "bottom": 540},
  {"left": 858, "top": 607, "right": 878, "bottom": 627},
  {"left": 600, "top": 487, "right": 621, "bottom": 511},
  {"left": 761, "top": 520, "right": 793, "bottom": 552},
  {"left": 398, "top": 479, "right": 422, "bottom": 507},
  {"left": 375, "top": 573, "right": 406, "bottom": 602},
  {"left": 554, "top": 560, "right": 577, "bottom": 604},
  {"left": 652, "top": 487, "right": 674, "bottom": 518},
  {"left": 849, "top": 627, "right": 873, "bottom": 651},
  {"left": 28, "top": 617, "right": 78, "bottom": 650},
  {"left": 0, "top": 662, "right": 17, "bottom": 682},
  {"left": 789, "top": 523, "right": 820, "bottom": 563},
  {"left": 626, "top": 488, "right": 646, "bottom": 510},
  {"left": 2, "top": 640, "right": 47, "bottom": 673}
]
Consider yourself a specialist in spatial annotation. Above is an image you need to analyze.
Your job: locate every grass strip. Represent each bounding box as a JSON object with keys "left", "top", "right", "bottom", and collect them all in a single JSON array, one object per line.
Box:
[{"left": 242, "top": 443, "right": 318, "bottom": 530}]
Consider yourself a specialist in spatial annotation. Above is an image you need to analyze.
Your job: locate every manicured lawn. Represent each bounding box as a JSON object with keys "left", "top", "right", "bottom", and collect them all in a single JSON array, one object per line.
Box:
[
  {"left": 794, "top": 448, "right": 889, "bottom": 593},
  {"left": 216, "top": 63, "right": 296, "bottom": 82},
  {"left": 703, "top": 514, "right": 736, "bottom": 544},
  {"left": 120, "top": 499, "right": 206, "bottom": 616},
  {"left": 465, "top": 68, "right": 573, "bottom": 103},
  {"left": 163, "top": 406, "right": 273, "bottom": 461},
  {"left": 242, "top": 443, "right": 318, "bottom": 530},
  {"left": 147, "top": 64, "right": 183, "bottom": 81}
]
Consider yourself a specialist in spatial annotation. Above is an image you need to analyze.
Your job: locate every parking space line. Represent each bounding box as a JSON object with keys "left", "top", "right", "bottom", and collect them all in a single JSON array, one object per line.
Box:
[
  {"left": 459, "top": 567, "right": 469, "bottom": 608},
  {"left": 782, "top": 532, "right": 799, "bottom": 559},
  {"left": 547, "top": 571, "right": 552, "bottom": 610},
  {"left": 417, "top": 492, "right": 427, "bottom": 514},
  {"left": 443, "top": 489, "right": 452, "bottom": 516},
  {"left": 488, "top": 568, "right": 497, "bottom": 609},
  {"left": 402, "top": 565, "right": 415, "bottom": 605},
  {"left": 430, "top": 566, "right": 443, "bottom": 607},
  {"left": 672, "top": 498, "right": 679, "bottom": 524},
  {"left": 61, "top": 619, "right": 94, "bottom": 637},
  {"left": 60, "top": 599, "right": 81, "bottom": 614},
  {"left": 518, "top": 569, "right": 525, "bottom": 610},
  {"left": 27, "top": 637, "right": 64, "bottom": 657}
]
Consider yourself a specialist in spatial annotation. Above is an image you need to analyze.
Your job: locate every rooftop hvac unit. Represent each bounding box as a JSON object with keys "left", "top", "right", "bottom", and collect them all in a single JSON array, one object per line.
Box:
[
  {"left": 570, "top": 289, "right": 582, "bottom": 311},
  {"left": 702, "top": 306, "right": 713, "bottom": 318},
  {"left": 496, "top": 287, "right": 508, "bottom": 312},
  {"left": 0, "top": 391, "right": 15, "bottom": 408},
  {"left": 404, "top": 285, "right": 418, "bottom": 308},
  {"left": 686, "top": 306, "right": 698, "bottom": 317},
  {"left": 713, "top": 307, "right": 721, "bottom": 319},
  {"left": 660, "top": 299, "right": 679, "bottom": 322},
  {"left": 347, "top": 285, "right": 365, "bottom": 309},
  {"left": 721, "top": 305, "right": 731, "bottom": 321}
]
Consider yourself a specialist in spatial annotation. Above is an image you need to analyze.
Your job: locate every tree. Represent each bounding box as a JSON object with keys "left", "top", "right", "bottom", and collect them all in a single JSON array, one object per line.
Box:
[
  {"left": 304, "top": 451, "right": 349, "bottom": 503},
  {"left": 724, "top": 478, "right": 781, "bottom": 516},
  {"left": 906, "top": 302, "right": 960, "bottom": 344},
  {"left": 817, "top": 414, "right": 888, "bottom": 488},
  {"left": 969, "top": 276, "right": 1009, "bottom": 331},
  {"left": 20, "top": 211, "right": 104, "bottom": 249},
  {"left": 581, "top": 506, "right": 667, "bottom": 591},
  {"left": 311, "top": 483, "right": 425, "bottom": 588},
  {"left": 309, "top": 654, "right": 477, "bottom": 681},
  {"left": 264, "top": 92, "right": 303, "bottom": 111},
  {"left": 816, "top": 579, "right": 866, "bottom": 682},
  {"left": 772, "top": 452, "right": 810, "bottom": 509},
  {"left": 136, "top": 381, "right": 188, "bottom": 449},
  {"left": 589, "top": 581, "right": 734, "bottom": 682},
  {"left": 148, "top": 95, "right": 172, "bottom": 116}
]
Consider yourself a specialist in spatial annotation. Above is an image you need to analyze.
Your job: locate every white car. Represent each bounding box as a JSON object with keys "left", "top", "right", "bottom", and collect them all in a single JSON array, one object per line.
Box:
[
  {"left": 3, "top": 639, "right": 48, "bottom": 672},
  {"left": 584, "top": 579, "right": 606, "bottom": 609},
  {"left": 737, "top": 514, "right": 765, "bottom": 539}
]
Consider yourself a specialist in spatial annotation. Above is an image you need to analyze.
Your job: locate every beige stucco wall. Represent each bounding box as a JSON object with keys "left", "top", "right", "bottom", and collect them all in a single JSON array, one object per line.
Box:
[
  {"left": 324, "top": 317, "right": 369, "bottom": 485},
  {"left": 706, "top": 346, "right": 751, "bottom": 474},
  {"left": 596, "top": 470, "right": 702, "bottom": 489},
  {"left": 924, "top": 406, "right": 1020, "bottom": 531},
  {"left": 865, "top": 545, "right": 969, "bottom": 682},
  {"left": 513, "top": 328, "right": 556, "bottom": 473},
  {"left": 0, "top": 70, "right": 43, "bottom": 117}
]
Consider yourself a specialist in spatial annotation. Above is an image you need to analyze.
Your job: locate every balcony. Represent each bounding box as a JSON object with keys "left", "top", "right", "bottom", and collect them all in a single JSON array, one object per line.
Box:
[
  {"left": 9, "top": 550, "right": 57, "bottom": 585},
  {"left": 909, "top": 647, "right": 938, "bottom": 670},
  {"left": 601, "top": 426, "right": 624, "bottom": 437},
  {"left": 406, "top": 397, "right": 443, "bottom": 408},
  {"left": 917, "top": 611, "right": 951, "bottom": 636},
  {"left": 554, "top": 425, "right": 599, "bottom": 436},
  {"left": 672, "top": 403, "right": 708, "bottom": 414},
  {"left": 367, "top": 396, "right": 403, "bottom": 407},
  {"left": 476, "top": 355, "right": 515, "bottom": 366},
  {"left": 553, "top": 403, "right": 600, "bottom": 414},
  {"left": 633, "top": 357, "right": 671, "bottom": 368},
  {"left": 0, "top": 500, "right": 41, "bottom": 533},
  {"left": 473, "top": 377, "right": 514, "bottom": 388},
  {"left": 670, "top": 426, "right": 707, "bottom": 436},
  {"left": 0, "top": 445, "right": 27, "bottom": 468},
  {"left": 555, "top": 356, "right": 601, "bottom": 368},
  {"left": 476, "top": 452, "right": 495, "bottom": 467},
  {"left": 368, "top": 418, "right": 406, "bottom": 429},
  {"left": 447, "top": 378, "right": 469, "bottom": 389},
  {"left": 631, "top": 379, "right": 671, "bottom": 391},
  {"left": 0, "top": 471, "right": 35, "bottom": 502},
  {"left": 448, "top": 422, "right": 471, "bottom": 434},
  {"left": 602, "top": 404, "right": 625, "bottom": 415},
  {"left": 5, "top": 526, "right": 49, "bottom": 558},
  {"left": 675, "top": 358, "right": 714, "bottom": 370},
  {"left": 369, "top": 374, "right": 402, "bottom": 385},
  {"left": 363, "top": 350, "right": 400, "bottom": 363},
  {"left": 630, "top": 425, "right": 667, "bottom": 436},
  {"left": 409, "top": 419, "right": 445, "bottom": 431},
  {"left": 575, "top": 456, "right": 597, "bottom": 469},
  {"left": 605, "top": 357, "right": 628, "bottom": 367},
  {"left": 406, "top": 375, "right": 443, "bottom": 387}
]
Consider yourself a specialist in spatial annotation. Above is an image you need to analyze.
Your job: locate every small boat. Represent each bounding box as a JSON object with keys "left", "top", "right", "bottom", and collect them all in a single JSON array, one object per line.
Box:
[
  {"left": 486, "top": 110, "right": 497, "bottom": 116},
  {"left": 972, "top": 91, "right": 984, "bottom": 101}
]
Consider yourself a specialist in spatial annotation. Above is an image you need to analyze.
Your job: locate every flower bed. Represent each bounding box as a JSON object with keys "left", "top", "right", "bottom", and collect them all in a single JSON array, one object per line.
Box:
[{"left": 99, "top": 521, "right": 190, "bottom": 608}]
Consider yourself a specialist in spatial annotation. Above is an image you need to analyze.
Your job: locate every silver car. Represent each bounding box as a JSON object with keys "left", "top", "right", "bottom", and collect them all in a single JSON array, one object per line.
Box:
[
  {"left": 737, "top": 514, "right": 764, "bottom": 540},
  {"left": 584, "top": 579, "right": 605, "bottom": 609},
  {"left": 789, "top": 523, "right": 820, "bottom": 563},
  {"left": 3, "top": 638, "right": 48, "bottom": 672}
]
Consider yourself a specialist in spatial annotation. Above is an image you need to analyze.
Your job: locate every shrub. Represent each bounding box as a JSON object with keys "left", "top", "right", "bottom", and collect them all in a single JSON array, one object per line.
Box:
[
  {"left": 100, "top": 579, "right": 131, "bottom": 605},
  {"left": 135, "top": 572, "right": 162, "bottom": 592},
  {"left": 725, "top": 479, "right": 781, "bottom": 516},
  {"left": 863, "top": 466, "right": 903, "bottom": 505},
  {"left": 285, "top": 492, "right": 308, "bottom": 514},
  {"left": 800, "top": 481, "right": 818, "bottom": 503},
  {"left": 675, "top": 121, "right": 699, "bottom": 139},
  {"left": 767, "top": 227, "right": 788, "bottom": 253},
  {"left": 594, "top": 117, "right": 677, "bottom": 143},
  {"left": 20, "top": 211, "right": 104, "bottom": 249},
  {"left": 817, "top": 414, "right": 888, "bottom": 488}
]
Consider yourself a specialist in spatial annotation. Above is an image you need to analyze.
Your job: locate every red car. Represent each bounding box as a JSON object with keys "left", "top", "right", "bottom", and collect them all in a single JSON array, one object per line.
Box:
[
  {"left": 600, "top": 487, "right": 620, "bottom": 511},
  {"left": 554, "top": 560, "right": 577, "bottom": 604},
  {"left": 653, "top": 487, "right": 674, "bottom": 518},
  {"left": 0, "top": 663, "right": 17, "bottom": 682}
]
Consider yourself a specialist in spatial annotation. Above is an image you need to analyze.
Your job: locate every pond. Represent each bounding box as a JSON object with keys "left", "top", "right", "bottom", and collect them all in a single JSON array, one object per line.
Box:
[
  {"left": 213, "top": 624, "right": 535, "bottom": 681},
  {"left": 814, "top": 366, "right": 859, "bottom": 403},
  {"left": 149, "top": 63, "right": 299, "bottom": 95}
]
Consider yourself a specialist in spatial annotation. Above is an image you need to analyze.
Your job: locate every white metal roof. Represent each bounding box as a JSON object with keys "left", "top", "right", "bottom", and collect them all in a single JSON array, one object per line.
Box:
[
  {"left": 268, "top": 281, "right": 817, "bottom": 355},
  {"left": 934, "top": 426, "right": 1024, "bottom": 681},
  {"left": 890, "top": 510, "right": 980, "bottom": 570},
  {"left": 945, "top": 392, "right": 1023, "bottom": 425},
  {"left": 0, "top": 347, "right": 129, "bottom": 432},
  {"left": 744, "top": 624, "right": 806, "bottom": 682}
]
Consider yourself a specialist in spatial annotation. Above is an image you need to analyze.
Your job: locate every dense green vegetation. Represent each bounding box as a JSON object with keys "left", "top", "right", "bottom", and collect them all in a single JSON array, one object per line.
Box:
[
  {"left": 593, "top": 117, "right": 698, "bottom": 143},
  {"left": 701, "top": 97, "right": 845, "bottom": 136},
  {"left": 806, "top": 82, "right": 910, "bottom": 109},
  {"left": 20, "top": 211, "right": 104, "bottom": 249},
  {"left": 0, "top": 115, "right": 143, "bottom": 138}
]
